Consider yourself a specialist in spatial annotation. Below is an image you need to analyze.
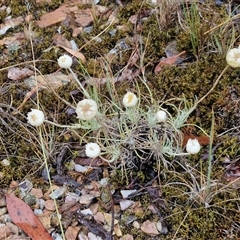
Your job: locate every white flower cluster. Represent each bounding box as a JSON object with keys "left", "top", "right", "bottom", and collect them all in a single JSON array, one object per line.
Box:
[{"left": 27, "top": 55, "right": 202, "bottom": 164}]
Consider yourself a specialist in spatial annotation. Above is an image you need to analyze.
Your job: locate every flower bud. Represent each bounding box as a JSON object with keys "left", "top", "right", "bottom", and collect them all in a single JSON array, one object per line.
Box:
[
  {"left": 155, "top": 110, "right": 167, "bottom": 122},
  {"left": 186, "top": 138, "right": 201, "bottom": 154}
]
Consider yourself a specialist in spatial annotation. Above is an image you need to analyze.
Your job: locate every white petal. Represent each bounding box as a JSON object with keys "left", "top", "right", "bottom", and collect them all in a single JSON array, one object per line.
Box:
[
  {"left": 155, "top": 110, "right": 167, "bottom": 122},
  {"left": 226, "top": 47, "right": 240, "bottom": 68}
]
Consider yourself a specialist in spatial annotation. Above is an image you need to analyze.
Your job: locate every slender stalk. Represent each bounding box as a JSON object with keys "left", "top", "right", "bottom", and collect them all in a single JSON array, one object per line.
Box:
[
  {"left": 39, "top": 127, "right": 66, "bottom": 240},
  {"left": 69, "top": 68, "right": 90, "bottom": 99}
]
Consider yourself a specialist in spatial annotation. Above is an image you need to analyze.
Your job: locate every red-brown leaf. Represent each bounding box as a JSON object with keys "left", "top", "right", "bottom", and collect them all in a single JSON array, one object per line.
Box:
[
  {"left": 154, "top": 51, "right": 186, "bottom": 74},
  {"left": 6, "top": 194, "right": 52, "bottom": 240}
]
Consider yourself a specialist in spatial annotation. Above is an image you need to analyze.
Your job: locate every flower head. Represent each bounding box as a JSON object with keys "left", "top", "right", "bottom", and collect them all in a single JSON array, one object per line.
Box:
[
  {"left": 58, "top": 54, "right": 73, "bottom": 69},
  {"left": 155, "top": 110, "right": 167, "bottom": 122},
  {"left": 226, "top": 46, "right": 240, "bottom": 68},
  {"left": 85, "top": 143, "right": 101, "bottom": 158},
  {"left": 27, "top": 109, "right": 45, "bottom": 126},
  {"left": 186, "top": 138, "right": 201, "bottom": 154},
  {"left": 76, "top": 99, "right": 98, "bottom": 120},
  {"left": 122, "top": 92, "right": 138, "bottom": 108}
]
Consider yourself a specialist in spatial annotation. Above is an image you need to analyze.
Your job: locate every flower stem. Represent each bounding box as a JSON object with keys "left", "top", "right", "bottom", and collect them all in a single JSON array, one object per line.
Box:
[{"left": 69, "top": 68, "right": 90, "bottom": 99}]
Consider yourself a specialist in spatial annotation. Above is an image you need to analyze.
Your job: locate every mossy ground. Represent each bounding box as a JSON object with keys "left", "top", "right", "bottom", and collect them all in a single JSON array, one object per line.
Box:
[{"left": 1, "top": 0, "right": 240, "bottom": 239}]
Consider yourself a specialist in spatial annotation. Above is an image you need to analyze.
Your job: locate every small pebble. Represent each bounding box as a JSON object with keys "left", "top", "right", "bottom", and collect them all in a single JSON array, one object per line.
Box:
[
  {"left": 81, "top": 209, "right": 93, "bottom": 216},
  {"left": 34, "top": 209, "right": 43, "bottom": 215},
  {"left": 49, "top": 186, "right": 67, "bottom": 199},
  {"left": 120, "top": 199, "right": 134, "bottom": 210},
  {"left": 0, "top": 207, "right": 7, "bottom": 216},
  {"left": 1, "top": 159, "right": 10, "bottom": 166},
  {"left": 133, "top": 221, "right": 140, "bottom": 229},
  {"left": 120, "top": 190, "right": 137, "bottom": 199},
  {"left": 74, "top": 164, "right": 88, "bottom": 173}
]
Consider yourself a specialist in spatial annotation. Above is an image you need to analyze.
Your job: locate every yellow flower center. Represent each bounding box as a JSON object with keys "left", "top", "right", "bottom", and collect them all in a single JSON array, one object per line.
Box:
[
  {"left": 127, "top": 94, "right": 134, "bottom": 103},
  {"left": 82, "top": 103, "right": 91, "bottom": 113},
  {"left": 31, "top": 114, "right": 37, "bottom": 121}
]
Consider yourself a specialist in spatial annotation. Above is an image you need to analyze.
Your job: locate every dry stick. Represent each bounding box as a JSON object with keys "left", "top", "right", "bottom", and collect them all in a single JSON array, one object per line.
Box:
[{"left": 204, "top": 13, "right": 240, "bottom": 35}]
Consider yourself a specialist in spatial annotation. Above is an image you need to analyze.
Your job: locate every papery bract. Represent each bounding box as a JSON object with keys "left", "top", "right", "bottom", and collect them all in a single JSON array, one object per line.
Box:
[{"left": 155, "top": 110, "right": 167, "bottom": 122}]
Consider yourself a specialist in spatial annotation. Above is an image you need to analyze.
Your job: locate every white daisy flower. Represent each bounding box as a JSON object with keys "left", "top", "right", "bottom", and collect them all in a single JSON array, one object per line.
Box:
[
  {"left": 27, "top": 109, "right": 45, "bottom": 126},
  {"left": 76, "top": 99, "right": 98, "bottom": 120},
  {"left": 58, "top": 54, "right": 73, "bottom": 69},
  {"left": 226, "top": 46, "right": 240, "bottom": 68},
  {"left": 186, "top": 138, "right": 201, "bottom": 154},
  {"left": 122, "top": 92, "right": 138, "bottom": 108},
  {"left": 85, "top": 143, "right": 101, "bottom": 158}
]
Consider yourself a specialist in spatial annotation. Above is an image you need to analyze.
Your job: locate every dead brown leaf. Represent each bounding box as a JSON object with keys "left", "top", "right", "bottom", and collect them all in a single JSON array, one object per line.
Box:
[
  {"left": 223, "top": 159, "right": 240, "bottom": 188},
  {"left": 8, "top": 67, "right": 34, "bottom": 81},
  {"left": 6, "top": 194, "right": 52, "bottom": 240},
  {"left": 53, "top": 33, "right": 72, "bottom": 49},
  {"left": 0, "top": 32, "right": 26, "bottom": 46},
  {"left": 36, "top": 1, "right": 102, "bottom": 28},
  {"left": 154, "top": 51, "right": 186, "bottom": 74},
  {"left": 24, "top": 71, "right": 72, "bottom": 90},
  {"left": 36, "top": 4, "right": 67, "bottom": 28},
  {"left": 58, "top": 45, "right": 86, "bottom": 63},
  {"left": 0, "top": 17, "right": 24, "bottom": 35},
  {"left": 65, "top": 226, "right": 80, "bottom": 240},
  {"left": 74, "top": 157, "right": 107, "bottom": 167}
]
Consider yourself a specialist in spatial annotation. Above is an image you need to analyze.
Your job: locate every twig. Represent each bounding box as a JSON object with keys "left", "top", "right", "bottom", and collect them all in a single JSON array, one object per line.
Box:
[{"left": 77, "top": 211, "right": 113, "bottom": 240}]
